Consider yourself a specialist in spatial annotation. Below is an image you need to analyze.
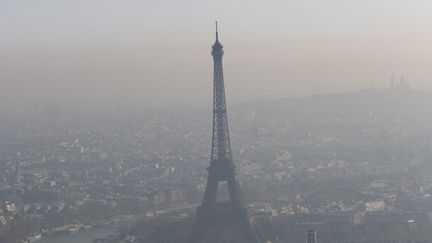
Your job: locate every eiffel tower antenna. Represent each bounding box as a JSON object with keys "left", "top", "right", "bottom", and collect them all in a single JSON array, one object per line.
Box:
[{"left": 215, "top": 21, "right": 219, "bottom": 40}]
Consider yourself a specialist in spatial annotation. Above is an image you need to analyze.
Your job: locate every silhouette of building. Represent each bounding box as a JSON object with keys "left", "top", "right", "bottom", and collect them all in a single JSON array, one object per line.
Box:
[{"left": 307, "top": 230, "right": 317, "bottom": 243}]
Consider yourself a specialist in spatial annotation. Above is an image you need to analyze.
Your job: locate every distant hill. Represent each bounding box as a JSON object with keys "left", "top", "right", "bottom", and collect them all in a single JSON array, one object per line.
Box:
[{"left": 239, "top": 88, "right": 432, "bottom": 128}]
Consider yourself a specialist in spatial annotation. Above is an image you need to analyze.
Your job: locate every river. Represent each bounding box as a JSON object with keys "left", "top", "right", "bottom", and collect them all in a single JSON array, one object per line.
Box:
[
  {"left": 36, "top": 227, "right": 115, "bottom": 243},
  {"left": 35, "top": 204, "right": 195, "bottom": 243}
]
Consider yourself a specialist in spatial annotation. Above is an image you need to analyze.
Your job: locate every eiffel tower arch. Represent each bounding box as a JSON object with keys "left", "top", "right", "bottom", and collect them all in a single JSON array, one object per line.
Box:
[{"left": 190, "top": 22, "right": 266, "bottom": 243}]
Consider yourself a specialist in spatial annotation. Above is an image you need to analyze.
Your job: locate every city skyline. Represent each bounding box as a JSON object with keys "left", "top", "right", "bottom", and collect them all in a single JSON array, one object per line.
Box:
[{"left": 2, "top": 1, "right": 432, "bottom": 243}]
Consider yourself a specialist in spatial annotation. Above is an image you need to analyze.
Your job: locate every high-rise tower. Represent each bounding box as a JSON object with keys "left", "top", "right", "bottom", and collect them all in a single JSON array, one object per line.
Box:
[
  {"left": 307, "top": 230, "right": 317, "bottom": 243},
  {"left": 190, "top": 22, "right": 265, "bottom": 243}
]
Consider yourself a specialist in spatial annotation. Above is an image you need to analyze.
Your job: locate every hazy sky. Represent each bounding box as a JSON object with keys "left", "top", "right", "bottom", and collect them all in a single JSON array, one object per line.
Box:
[{"left": 1, "top": 0, "right": 432, "bottom": 111}]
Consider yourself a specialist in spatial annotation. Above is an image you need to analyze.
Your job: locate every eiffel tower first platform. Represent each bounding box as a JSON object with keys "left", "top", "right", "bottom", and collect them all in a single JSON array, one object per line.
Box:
[{"left": 190, "top": 22, "right": 266, "bottom": 243}]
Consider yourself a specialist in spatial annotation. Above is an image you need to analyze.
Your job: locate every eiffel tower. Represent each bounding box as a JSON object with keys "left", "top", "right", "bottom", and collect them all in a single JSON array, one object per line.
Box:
[{"left": 190, "top": 22, "right": 266, "bottom": 243}]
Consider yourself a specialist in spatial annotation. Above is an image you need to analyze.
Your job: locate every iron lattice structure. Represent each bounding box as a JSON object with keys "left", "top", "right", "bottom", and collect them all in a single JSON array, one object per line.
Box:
[{"left": 190, "top": 23, "right": 265, "bottom": 243}]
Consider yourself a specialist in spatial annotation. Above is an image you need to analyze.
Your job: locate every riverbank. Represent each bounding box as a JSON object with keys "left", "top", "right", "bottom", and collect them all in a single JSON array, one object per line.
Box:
[{"left": 36, "top": 226, "right": 115, "bottom": 243}]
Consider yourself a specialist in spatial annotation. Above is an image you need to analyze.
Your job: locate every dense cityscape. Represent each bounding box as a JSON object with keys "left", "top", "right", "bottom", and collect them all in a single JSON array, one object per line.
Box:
[
  {"left": 3, "top": 0, "right": 432, "bottom": 242},
  {"left": 2, "top": 85, "right": 432, "bottom": 242}
]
